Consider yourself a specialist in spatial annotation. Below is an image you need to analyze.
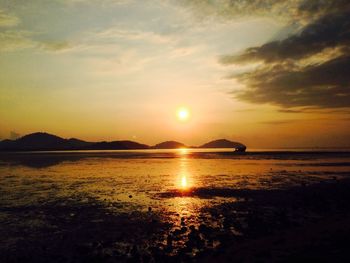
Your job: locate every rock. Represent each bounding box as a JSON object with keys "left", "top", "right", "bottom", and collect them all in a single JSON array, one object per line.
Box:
[
  {"left": 166, "top": 235, "right": 173, "bottom": 246},
  {"left": 130, "top": 245, "right": 138, "bottom": 256},
  {"left": 181, "top": 226, "right": 188, "bottom": 233},
  {"left": 173, "top": 228, "right": 182, "bottom": 236},
  {"left": 199, "top": 224, "right": 211, "bottom": 235}
]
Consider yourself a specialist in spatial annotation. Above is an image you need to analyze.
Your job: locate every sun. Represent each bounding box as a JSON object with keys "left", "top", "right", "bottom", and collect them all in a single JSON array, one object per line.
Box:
[{"left": 177, "top": 107, "right": 189, "bottom": 121}]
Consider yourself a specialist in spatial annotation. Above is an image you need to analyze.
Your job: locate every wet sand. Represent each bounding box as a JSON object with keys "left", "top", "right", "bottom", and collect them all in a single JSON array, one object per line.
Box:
[{"left": 0, "top": 150, "right": 350, "bottom": 262}]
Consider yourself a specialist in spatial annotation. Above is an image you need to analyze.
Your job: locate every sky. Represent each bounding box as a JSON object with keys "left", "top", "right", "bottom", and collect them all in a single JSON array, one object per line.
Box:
[{"left": 0, "top": 0, "right": 349, "bottom": 148}]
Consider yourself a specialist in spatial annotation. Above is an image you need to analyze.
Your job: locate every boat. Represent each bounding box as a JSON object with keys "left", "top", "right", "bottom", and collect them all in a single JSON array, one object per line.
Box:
[{"left": 234, "top": 145, "right": 246, "bottom": 152}]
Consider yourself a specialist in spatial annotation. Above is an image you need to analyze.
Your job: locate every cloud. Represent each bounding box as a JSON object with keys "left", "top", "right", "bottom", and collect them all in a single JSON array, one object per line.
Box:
[
  {"left": 218, "top": 1, "right": 350, "bottom": 109},
  {"left": 60, "top": 0, "right": 131, "bottom": 5},
  {"left": 0, "top": 10, "right": 19, "bottom": 27},
  {"left": 278, "top": 108, "right": 350, "bottom": 114},
  {"left": 259, "top": 120, "right": 298, "bottom": 125},
  {"left": 0, "top": 10, "right": 34, "bottom": 52},
  {"left": 93, "top": 27, "right": 175, "bottom": 45},
  {"left": 0, "top": 30, "right": 35, "bottom": 52},
  {"left": 177, "top": 0, "right": 299, "bottom": 20},
  {"left": 1, "top": 30, "right": 74, "bottom": 54},
  {"left": 222, "top": 11, "right": 350, "bottom": 64},
  {"left": 235, "top": 55, "right": 350, "bottom": 108},
  {"left": 40, "top": 41, "right": 73, "bottom": 52},
  {"left": 278, "top": 109, "right": 304, "bottom": 114},
  {"left": 296, "top": 0, "right": 350, "bottom": 19},
  {"left": 0, "top": 32, "right": 75, "bottom": 53},
  {"left": 179, "top": 0, "right": 350, "bottom": 23}
]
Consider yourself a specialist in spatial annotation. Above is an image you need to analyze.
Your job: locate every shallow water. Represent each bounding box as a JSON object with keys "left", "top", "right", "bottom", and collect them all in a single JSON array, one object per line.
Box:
[{"left": 1, "top": 149, "right": 350, "bottom": 261}]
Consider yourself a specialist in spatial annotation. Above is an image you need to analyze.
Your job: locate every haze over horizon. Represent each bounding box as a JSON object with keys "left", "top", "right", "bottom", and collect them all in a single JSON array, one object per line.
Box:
[{"left": 1, "top": 0, "right": 349, "bottom": 148}]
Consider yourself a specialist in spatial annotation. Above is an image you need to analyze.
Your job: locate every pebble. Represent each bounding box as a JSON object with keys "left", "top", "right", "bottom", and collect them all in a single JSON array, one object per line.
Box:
[
  {"left": 181, "top": 226, "right": 187, "bottom": 233},
  {"left": 173, "top": 229, "right": 182, "bottom": 236},
  {"left": 166, "top": 235, "right": 173, "bottom": 245}
]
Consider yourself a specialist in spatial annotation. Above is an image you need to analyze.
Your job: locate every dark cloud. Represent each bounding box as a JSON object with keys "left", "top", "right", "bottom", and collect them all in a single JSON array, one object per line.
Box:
[
  {"left": 222, "top": 10, "right": 350, "bottom": 64},
  {"left": 297, "top": 0, "right": 350, "bottom": 18},
  {"left": 219, "top": 1, "right": 350, "bottom": 108},
  {"left": 278, "top": 108, "right": 350, "bottom": 114},
  {"left": 236, "top": 55, "right": 350, "bottom": 108},
  {"left": 181, "top": 0, "right": 350, "bottom": 22}
]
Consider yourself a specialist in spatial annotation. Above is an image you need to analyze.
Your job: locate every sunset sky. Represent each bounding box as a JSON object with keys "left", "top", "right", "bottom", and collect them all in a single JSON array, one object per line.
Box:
[{"left": 1, "top": 0, "right": 349, "bottom": 148}]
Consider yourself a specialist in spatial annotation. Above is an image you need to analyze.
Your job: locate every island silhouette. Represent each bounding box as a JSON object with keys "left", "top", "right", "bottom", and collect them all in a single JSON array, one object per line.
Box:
[
  {"left": 153, "top": 141, "right": 186, "bottom": 149},
  {"left": 0, "top": 132, "right": 246, "bottom": 152}
]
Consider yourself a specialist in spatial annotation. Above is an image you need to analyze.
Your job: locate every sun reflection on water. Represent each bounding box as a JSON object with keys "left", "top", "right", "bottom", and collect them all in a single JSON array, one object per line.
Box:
[
  {"left": 181, "top": 175, "right": 188, "bottom": 189},
  {"left": 178, "top": 147, "right": 189, "bottom": 156},
  {"left": 177, "top": 152, "right": 192, "bottom": 191}
]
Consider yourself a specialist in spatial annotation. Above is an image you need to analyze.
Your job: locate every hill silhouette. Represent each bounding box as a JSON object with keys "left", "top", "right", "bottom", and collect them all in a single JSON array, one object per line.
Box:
[
  {"left": 0, "top": 132, "right": 87, "bottom": 151},
  {"left": 200, "top": 139, "right": 246, "bottom": 152},
  {"left": 0, "top": 132, "right": 246, "bottom": 151},
  {"left": 0, "top": 132, "right": 148, "bottom": 151},
  {"left": 152, "top": 141, "right": 186, "bottom": 149},
  {"left": 88, "top": 140, "right": 149, "bottom": 150}
]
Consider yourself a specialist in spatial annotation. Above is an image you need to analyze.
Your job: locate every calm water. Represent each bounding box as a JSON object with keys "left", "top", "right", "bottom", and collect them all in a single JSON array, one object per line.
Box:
[{"left": 1, "top": 149, "right": 350, "bottom": 261}]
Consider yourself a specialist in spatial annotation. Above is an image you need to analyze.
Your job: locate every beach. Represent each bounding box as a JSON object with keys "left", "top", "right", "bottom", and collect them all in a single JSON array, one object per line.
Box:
[{"left": 1, "top": 149, "right": 350, "bottom": 262}]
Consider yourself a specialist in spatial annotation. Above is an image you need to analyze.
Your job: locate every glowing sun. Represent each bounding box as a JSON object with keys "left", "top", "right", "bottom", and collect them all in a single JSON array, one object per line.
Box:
[{"left": 177, "top": 107, "right": 189, "bottom": 121}]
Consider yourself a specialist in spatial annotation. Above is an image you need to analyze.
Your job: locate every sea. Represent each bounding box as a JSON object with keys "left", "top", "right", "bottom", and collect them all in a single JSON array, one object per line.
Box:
[{"left": 1, "top": 148, "right": 350, "bottom": 261}]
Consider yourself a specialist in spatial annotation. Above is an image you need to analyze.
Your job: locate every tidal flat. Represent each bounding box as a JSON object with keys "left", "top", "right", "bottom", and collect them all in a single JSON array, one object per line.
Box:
[{"left": 1, "top": 149, "right": 350, "bottom": 262}]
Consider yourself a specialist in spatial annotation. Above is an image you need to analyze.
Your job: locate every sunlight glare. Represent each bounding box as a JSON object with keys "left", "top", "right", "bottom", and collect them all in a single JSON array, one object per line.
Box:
[
  {"left": 179, "top": 147, "right": 188, "bottom": 155},
  {"left": 181, "top": 175, "right": 188, "bottom": 189},
  {"left": 177, "top": 107, "right": 189, "bottom": 121}
]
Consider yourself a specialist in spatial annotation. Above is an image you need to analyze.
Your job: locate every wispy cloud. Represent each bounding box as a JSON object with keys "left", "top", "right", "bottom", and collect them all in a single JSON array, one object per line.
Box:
[
  {"left": 259, "top": 120, "right": 299, "bottom": 125},
  {"left": 40, "top": 41, "right": 74, "bottom": 52},
  {"left": 278, "top": 109, "right": 305, "bottom": 114},
  {"left": 177, "top": 0, "right": 349, "bottom": 23},
  {"left": 0, "top": 10, "right": 19, "bottom": 27},
  {"left": 278, "top": 107, "right": 350, "bottom": 114},
  {"left": 0, "top": 31, "right": 76, "bottom": 53},
  {"left": 0, "top": 30, "right": 35, "bottom": 52},
  {"left": 0, "top": 10, "right": 34, "bottom": 52},
  {"left": 91, "top": 27, "right": 177, "bottom": 45}
]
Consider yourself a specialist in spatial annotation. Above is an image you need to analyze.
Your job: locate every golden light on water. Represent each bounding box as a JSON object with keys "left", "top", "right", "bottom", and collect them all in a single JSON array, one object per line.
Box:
[
  {"left": 181, "top": 175, "right": 188, "bottom": 189},
  {"left": 177, "top": 154, "right": 191, "bottom": 191},
  {"left": 178, "top": 147, "right": 189, "bottom": 155}
]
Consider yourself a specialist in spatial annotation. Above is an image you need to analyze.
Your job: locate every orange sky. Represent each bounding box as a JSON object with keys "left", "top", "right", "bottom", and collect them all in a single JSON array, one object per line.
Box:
[{"left": 1, "top": 0, "right": 349, "bottom": 148}]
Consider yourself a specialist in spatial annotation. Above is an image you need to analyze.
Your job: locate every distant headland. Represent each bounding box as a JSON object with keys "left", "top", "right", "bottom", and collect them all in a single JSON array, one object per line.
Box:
[{"left": 0, "top": 132, "right": 246, "bottom": 152}]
